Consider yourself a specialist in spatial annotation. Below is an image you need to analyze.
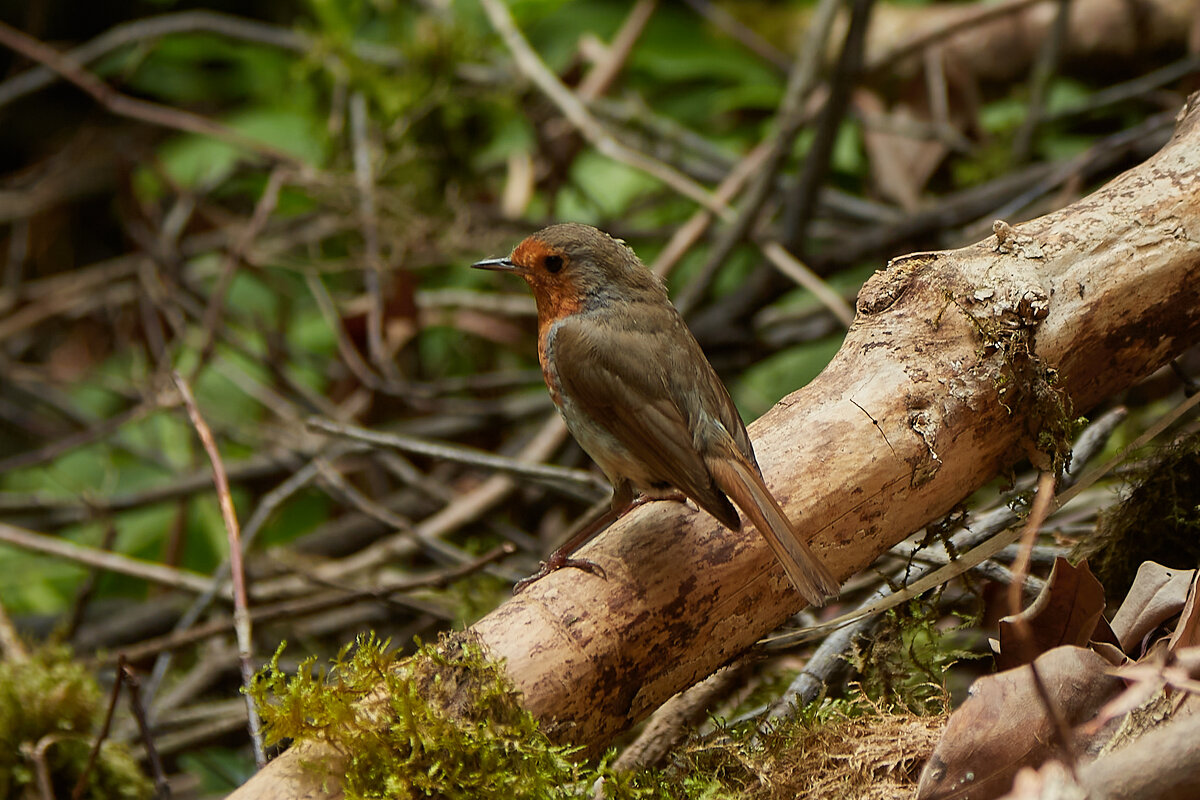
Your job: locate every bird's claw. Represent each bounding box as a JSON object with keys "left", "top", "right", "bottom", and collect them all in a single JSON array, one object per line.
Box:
[{"left": 512, "top": 554, "right": 607, "bottom": 594}]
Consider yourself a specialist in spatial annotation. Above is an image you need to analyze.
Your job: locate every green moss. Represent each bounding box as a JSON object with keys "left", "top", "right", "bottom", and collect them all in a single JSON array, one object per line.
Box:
[
  {"left": 249, "top": 632, "right": 584, "bottom": 799},
  {"left": 1074, "top": 430, "right": 1200, "bottom": 600},
  {"left": 0, "top": 648, "right": 152, "bottom": 800},
  {"left": 950, "top": 293, "right": 1084, "bottom": 474},
  {"left": 249, "top": 632, "right": 942, "bottom": 798},
  {"left": 847, "top": 596, "right": 980, "bottom": 717}
]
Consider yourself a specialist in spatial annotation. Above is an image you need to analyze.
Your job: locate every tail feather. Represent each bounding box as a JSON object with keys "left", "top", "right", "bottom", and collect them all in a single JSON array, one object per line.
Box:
[{"left": 706, "top": 453, "right": 839, "bottom": 607}]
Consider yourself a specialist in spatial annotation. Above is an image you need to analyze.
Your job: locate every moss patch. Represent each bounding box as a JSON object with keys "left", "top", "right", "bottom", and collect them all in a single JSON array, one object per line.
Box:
[
  {"left": 950, "top": 292, "right": 1083, "bottom": 474},
  {"left": 250, "top": 632, "right": 945, "bottom": 799},
  {"left": 250, "top": 632, "right": 584, "bottom": 799},
  {"left": 0, "top": 648, "right": 151, "bottom": 800}
]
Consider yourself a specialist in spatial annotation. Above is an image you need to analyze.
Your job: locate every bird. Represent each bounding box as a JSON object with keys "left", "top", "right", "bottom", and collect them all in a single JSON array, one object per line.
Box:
[{"left": 472, "top": 223, "right": 839, "bottom": 606}]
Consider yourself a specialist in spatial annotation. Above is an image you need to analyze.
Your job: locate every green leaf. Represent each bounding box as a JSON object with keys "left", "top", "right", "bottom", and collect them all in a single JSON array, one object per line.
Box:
[
  {"left": 734, "top": 337, "right": 844, "bottom": 421},
  {"left": 157, "top": 109, "right": 326, "bottom": 188}
]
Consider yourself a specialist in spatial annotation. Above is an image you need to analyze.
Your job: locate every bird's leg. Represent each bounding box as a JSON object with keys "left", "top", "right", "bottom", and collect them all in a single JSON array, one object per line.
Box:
[
  {"left": 512, "top": 508, "right": 617, "bottom": 593},
  {"left": 513, "top": 483, "right": 635, "bottom": 594}
]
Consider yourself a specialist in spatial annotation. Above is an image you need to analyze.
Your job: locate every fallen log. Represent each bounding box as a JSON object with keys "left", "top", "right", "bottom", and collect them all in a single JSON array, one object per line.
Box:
[{"left": 228, "top": 94, "right": 1200, "bottom": 799}]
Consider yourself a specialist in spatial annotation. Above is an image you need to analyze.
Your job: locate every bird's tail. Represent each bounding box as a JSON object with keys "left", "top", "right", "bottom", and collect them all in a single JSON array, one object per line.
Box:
[{"left": 706, "top": 451, "right": 840, "bottom": 607}]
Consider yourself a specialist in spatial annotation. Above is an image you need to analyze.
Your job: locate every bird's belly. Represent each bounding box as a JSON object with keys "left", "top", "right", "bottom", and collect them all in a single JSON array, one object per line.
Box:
[
  {"left": 542, "top": 319, "right": 667, "bottom": 493},
  {"left": 558, "top": 396, "right": 655, "bottom": 488}
]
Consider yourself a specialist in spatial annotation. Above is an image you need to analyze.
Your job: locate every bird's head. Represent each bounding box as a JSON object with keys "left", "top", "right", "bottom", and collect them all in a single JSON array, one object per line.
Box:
[{"left": 472, "top": 223, "right": 667, "bottom": 324}]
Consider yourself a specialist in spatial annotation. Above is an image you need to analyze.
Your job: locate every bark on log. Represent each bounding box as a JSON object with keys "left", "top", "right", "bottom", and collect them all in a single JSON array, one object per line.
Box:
[{"left": 227, "top": 95, "right": 1200, "bottom": 799}]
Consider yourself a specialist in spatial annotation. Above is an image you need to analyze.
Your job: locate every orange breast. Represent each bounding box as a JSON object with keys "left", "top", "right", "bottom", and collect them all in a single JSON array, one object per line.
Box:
[{"left": 537, "top": 321, "right": 565, "bottom": 409}]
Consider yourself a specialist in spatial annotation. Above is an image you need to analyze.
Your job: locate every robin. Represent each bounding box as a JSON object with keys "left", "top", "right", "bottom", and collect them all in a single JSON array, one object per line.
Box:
[{"left": 473, "top": 223, "right": 839, "bottom": 606}]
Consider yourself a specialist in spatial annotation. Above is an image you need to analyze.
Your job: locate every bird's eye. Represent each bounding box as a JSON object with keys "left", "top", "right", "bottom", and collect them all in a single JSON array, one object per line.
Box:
[{"left": 543, "top": 254, "right": 564, "bottom": 273}]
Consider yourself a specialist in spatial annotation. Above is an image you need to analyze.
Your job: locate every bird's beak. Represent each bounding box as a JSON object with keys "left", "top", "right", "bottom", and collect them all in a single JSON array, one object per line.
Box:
[{"left": 471, "top": 257, "right": 521, "bottom": 273}]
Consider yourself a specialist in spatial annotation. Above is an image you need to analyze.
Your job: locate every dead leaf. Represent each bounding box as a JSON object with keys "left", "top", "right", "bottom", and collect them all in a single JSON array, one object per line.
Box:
[
  {"left": 1084, "top": 644, "right": 1200, "bottom": 736},
  {"left": 917, "top": 646, "right": 1123, "bottom": 800},
  {"left": 1168, "top": 569, "right": 1200, "bottom": 651},
  {"left": 855, "top": 89, "right": 950, "bottom": 211},
  {"left": 1110, "top": 562, "right": 1194, "bottom": 655},
  {"left": 996, "top": 558, "right": 1107, "bottom": 671}
]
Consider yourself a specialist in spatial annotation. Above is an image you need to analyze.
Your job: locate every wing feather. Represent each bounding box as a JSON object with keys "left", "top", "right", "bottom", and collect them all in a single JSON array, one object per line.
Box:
[{"left": 551, "top": 309, "right": 739, "bottom": 527}]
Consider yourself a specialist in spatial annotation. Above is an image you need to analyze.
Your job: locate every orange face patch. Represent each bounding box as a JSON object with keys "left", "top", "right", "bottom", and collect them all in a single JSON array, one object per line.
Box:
[
  {"left": 511, "top": 236, "right": 558, "bottom": 271},
  {"left": 511, "top": 236, "right": 584, "bottom": 327}
]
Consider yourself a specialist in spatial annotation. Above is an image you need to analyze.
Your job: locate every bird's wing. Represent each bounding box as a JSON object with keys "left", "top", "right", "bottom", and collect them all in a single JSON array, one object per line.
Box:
[{"left": 551, "top": 311, "right": 740, "bottom": 528}]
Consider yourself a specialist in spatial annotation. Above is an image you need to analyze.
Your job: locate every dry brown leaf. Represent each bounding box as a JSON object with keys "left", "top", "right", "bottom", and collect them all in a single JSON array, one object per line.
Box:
[
  {"left": 996, "top": 558, "right": 1107, "bottom": 671},
  {"left": 855, "top": 89, "right": 951, "bottom": 212},
  {"left": 1110, "top": 562, "right": 1195, "bottom": 654},
  {"left": 917, "top": 646, "right": 1123, "bottom": 800},
  {"left": 1104, "top": 645, "right": 1200, "bottom": 714},
  {"left": 1167, "top": 569, "right": 1200, "bottom": 651}
]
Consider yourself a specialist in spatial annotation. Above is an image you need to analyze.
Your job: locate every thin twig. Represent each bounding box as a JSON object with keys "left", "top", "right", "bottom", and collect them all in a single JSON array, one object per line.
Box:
[
  {"left": 265, "top": 412, "right": 570, "bottom": 590},
  {"left": 0, "top": 399, "right": 156, "bottom": 474},
  {"left": 866, "top": 0, "right": 1051, "bottom": 74},
  {"left": 171, "top": 371, "right": 265, "bottom": 768},
  {"left": 63, "top": 521, "right": 120, "bottom": 641},
  {"left": 1044, "top": 55, "right": 1200, "bottom": 123},
  {"left": 681, "top": 0, "right": 790, "bottom": 72},
  {"left": 651, "top": 140, "right": 772, "bottom": 279},
  {"left": 192, "top": 167, "right": 289, "bottom": 382},
  {"left": 478, "top": 0, "right": 728, "bottom": 218},
  {"left": 0, "top": 20, "right": 300, "bottom": 166},
  {"left": 577, "top": 0, "right": 657, "bottom": 101},
  {"left": 756, "top": 241, "right": 855, "bottom": 326},
  {"left": 0, "top": 10, "right": 403, "bottom": 109},
  {"left": 818, "top": 111, "right": 1174, "bottom": 269},
  {"left": 0, "top": 597, "right": 27, "bottom": 662},
  {"left": 1012, "top": 0, "right": 1074, "bottom": 162},
  {"left": 112, "top": 544, "right": 515, "bottom": 664},
  {"left": 1006, "top": 470, "right": 1057, "bottom": 616},
  {"left": 674, "top": 0, "right": 841, "bottom": 314},
  {"left": 144, "top": 445, "right": 361, "bottom": 707},
  {"left": 481, "top": 0, "right": 856, "bottom": 326},
  {"left": 1006, "top": 472, "right": 1083, "bottom": 780},
  {"left": 119, "top": 663, "right": 172, "bottom": 797},
  {"left": 71, "top": 655, "right": 127, "bottom": 800},
  {"left": 350, "top": 91, "right": 397, "bottom": 380},
  {"left": 0, "top": 450, "right": 299, "bottom": 528},
  {"left": 781, "top": 0, "right": 875, "bottom": 248},
  {"left": 28, "top": 736, "right": 61, "bottom": 800},
  {"left": 306, "top": 416, "right": 606, "bottom": 493},
  {"left": 305, "top": 270, "right": 386, "bottom": 392},
  {"left": 0, "top": 522, "right": 218, "bottom": 594}
]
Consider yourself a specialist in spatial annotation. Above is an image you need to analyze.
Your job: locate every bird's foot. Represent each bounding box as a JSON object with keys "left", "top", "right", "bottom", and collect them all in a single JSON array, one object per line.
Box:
[
  {"left": 629, "top": 489, "right": 689, "bottom": 510},
  {"left": 513, "top": 551, "right": 607, "bottom": 594}
]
